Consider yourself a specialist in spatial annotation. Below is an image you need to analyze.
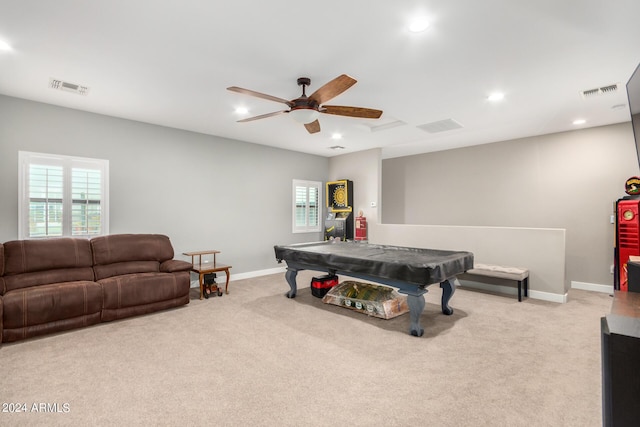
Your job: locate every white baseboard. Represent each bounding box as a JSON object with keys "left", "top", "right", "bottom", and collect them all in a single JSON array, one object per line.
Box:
[
  {"left": 571, "top": 281, "right": 613, "bottom": 294},
  {"left": 529, "top": 289, "right": 568, "bottom": 303},
  {"left": 227, "top": 266, "right": 286, "bottom": 281},
  {"left": 459, "top": 281, "right": 567, "bottom": 303},
  {"left": 189, "top": 266, "right": 286, "bottom": 288}
]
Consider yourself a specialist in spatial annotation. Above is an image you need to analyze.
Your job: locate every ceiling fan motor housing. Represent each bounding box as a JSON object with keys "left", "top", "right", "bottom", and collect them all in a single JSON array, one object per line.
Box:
[
  {"left": 292, "top": 97, "right": 318, "bottom": 110},
  {"left": 293, "top": 77, "right": 318, "bottom": 111},
  {"left": 297, "top": 77, "right": 311, "bottom": 87}
]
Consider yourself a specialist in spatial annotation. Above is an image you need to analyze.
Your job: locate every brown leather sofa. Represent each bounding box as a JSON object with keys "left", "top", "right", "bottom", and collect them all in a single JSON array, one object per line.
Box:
[{"left": 0, "top": 234, "right": 192, "bottom": 343}]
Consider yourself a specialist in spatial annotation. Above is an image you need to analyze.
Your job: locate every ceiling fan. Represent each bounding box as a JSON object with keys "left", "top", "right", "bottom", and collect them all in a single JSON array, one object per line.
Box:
[{"left": 227, "top": 74, "right": 383, "bottom": 134}]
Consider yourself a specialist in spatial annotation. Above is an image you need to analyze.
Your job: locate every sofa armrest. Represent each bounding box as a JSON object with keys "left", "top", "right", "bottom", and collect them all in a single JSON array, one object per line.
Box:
[
  {"left": 160, "top": 259, "right": 193, "bottom": 273},
  {"left": 0, "top": 277, "right": 4, "bottom": 343},
  {"left": 0, "top": 295, "right": 3, "bottom": 343}
]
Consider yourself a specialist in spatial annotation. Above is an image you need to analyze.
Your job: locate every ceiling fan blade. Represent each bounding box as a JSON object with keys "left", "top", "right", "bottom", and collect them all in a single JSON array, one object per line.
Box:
[
  {"left": 227, "top": 86, "right": 293, "bottom": 106},
  {"left": 304, "top": 120, "right": 321, "bottom": 134},
  {"left": 321, "top": 105, "right": 383, "bottom": 119},
  {"left": 237, "top": 110, "right": 288, "bottom": 122},
  {"left": 308, "top": 74, "right": 357, "bottom": 105}
]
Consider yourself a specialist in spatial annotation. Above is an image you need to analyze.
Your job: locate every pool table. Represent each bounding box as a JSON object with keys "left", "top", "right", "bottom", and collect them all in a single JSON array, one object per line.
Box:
[{"left": 274, "top": 241, "right": 474, "bottom": 337}]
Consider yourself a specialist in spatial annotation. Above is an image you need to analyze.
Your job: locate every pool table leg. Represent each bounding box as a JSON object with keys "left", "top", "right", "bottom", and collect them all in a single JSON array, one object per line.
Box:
[
  {"left": 406, "top": 292, "right": 426, "bottom": 337},
  {"left": 440, "top": 278, "right": 456, "bottom": 315},
  {"left": 285, "top": 268, "right": 298, "bottom": 298}
]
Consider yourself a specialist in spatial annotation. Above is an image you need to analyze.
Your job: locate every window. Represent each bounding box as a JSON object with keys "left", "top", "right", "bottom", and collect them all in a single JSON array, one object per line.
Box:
[
  {"left": 292, "top": 180, "right": 322, "bottom": 233},
  {"left": 18, "top": 151, "right": 109, "bottom": 239}
]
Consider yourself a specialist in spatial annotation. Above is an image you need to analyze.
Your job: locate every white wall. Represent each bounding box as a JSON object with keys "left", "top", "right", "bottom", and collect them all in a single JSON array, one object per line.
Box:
[
  {"left": 370, "top": 223, "right": 567, "bottom": 300},
  {"left": 330, "top": 148, "right": 568, "bottom": 301},
  {"left": 329, "top": 148, "right": 382, "bottom": 224},
  {"left": 382, "top": 123, "right": 639, "bottom": 288}
]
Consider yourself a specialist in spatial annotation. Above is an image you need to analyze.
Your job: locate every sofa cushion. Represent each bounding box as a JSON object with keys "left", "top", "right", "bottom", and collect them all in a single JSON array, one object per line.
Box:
[
  {"left": 3, "top": 281, "right": 102, "bottom": 330},
  {"left": 4, "top": 238, "right": 93, "bottom": 274},
  {"left": 0, "top": 243, "right": 4, "bottom": 295},
  {"left": 93, "top": 260, "right": 160, "bottom": 281},
  {"left": 3, "top": 268, "right": 96, "bottom": 293},
  {"left": 0, "top": 296, "right": 3, "bottom": 342},
  {"left": 160, "top": 259, "right": 193, "bottom": 273},
  {"left": 100, "top": 272, "right": 188, "bottom": 309},
  {"left": 90, "top": 234, "right": 178, "bottom": 280},
  {"left": 3, "top": 238, "right": 94, "bottom": 292},
  {"left": 99, "top": 271, "right": 190, "bottom": 321},
  {"left": 0, "top": 243, "right": 4, "bottom": 276},
  {"left": 91, "top": 234, "right": 174, "bottom": 265}
]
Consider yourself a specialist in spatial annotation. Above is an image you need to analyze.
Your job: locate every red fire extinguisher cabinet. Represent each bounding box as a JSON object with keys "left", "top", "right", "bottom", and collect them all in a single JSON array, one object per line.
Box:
[{"left": 355, "top": 214, "right": 367, "bottom": 241}]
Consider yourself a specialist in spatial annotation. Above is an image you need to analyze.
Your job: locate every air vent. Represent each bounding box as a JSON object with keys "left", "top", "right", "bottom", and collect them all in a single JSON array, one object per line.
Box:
[
  {"left": 362, "top": 116, "right": 406, "bottom": 132},
  {"left": 418, "top": 118, "right": 464, "bottom": 133},
  {"left": 49, "top": 78, "right": 90, "bottom": 96},
  {"left": 581, "top": 83, "right": 619, "bottom": 99}
]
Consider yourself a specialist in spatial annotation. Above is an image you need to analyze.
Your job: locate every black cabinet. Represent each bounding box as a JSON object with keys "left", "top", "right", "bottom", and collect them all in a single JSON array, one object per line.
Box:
[{"left": 601, "top": 292, "right": 640, "bottom": 426}]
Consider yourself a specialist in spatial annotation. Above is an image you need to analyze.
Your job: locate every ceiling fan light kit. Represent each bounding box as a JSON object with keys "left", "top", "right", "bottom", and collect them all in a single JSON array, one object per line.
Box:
[
  {"left": 289, "top": 108, "right": 320, "bottom": 124},
  {"left": 227, "top": 74, "right": 383, "bottom": 134}
]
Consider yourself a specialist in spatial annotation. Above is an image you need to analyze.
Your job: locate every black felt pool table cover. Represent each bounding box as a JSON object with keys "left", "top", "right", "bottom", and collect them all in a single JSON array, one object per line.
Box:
[{"left": 274, "top": 241, "right": 474, "bottom": 286}]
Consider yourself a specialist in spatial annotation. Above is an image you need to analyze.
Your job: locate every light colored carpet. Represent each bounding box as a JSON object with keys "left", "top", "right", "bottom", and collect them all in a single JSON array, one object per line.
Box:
[{"left": 0, "top": 271, "right": 612, "bottom": 426}]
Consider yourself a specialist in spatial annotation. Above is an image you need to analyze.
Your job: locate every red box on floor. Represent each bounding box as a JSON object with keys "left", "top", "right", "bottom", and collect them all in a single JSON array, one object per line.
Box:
[{"left": 311, "top": 275, "right": 339, "bottom": 298}]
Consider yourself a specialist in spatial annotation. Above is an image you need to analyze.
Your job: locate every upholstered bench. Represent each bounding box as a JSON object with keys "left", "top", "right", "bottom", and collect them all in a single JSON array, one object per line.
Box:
[{"left": 459, "top": 263, "right": 529, "bottom": 301}]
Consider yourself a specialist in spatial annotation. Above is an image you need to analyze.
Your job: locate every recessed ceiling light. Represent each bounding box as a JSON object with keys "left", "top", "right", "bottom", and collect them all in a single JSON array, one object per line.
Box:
[
  {"left": 0, "top": 40, "right": 12, "bottom": 51},
  {"left": 235, "top": 107, "right": 248, "bottom": 115},
  {"left": 573, "top": 119, "right": 586, "bottom": 125},
  {"left": 331, "top": 133, "right": 343, "bottom": 140},
  {"left": 612, "top": 103, "right": 627, "bottom": 111},
  {"left": 487, "top": 92, "right": 505, "bottom": 102},
  {"left": 408, "top": 18, "right": 430, "bottom": 33}
]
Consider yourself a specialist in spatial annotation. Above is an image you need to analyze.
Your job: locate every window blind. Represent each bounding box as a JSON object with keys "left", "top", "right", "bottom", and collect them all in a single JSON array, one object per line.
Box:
[
  {"left": 292, "top": 180, "right": 321, "bottom": 233},
  {"left": 19, "top": 151, "right": 109, "bottom": 239}
]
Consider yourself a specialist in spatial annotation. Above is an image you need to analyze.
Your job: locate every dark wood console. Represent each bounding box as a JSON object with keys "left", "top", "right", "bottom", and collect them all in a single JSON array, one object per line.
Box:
[{"left": 601, "top": 291, "right": 640, "bottom": 426}]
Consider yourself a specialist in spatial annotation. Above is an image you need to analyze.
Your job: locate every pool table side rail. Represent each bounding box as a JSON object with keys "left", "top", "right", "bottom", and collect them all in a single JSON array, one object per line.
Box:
[{"left": 274, "top": 242, "right": 473, "bottom": 286}]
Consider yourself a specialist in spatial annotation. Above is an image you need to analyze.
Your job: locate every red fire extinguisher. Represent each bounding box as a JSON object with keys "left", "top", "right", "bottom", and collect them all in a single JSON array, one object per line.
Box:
[{"left": 355, "top": 210, "right": 367, "bottom": 241}]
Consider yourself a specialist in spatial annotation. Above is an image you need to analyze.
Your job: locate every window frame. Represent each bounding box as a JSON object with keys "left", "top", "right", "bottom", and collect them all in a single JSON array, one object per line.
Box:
[
  {"left": 292, "top": 179, "right": 322, "bottom": 233},
  {"left": 18, "top": 151, "right": 109, "bottom": 240}
]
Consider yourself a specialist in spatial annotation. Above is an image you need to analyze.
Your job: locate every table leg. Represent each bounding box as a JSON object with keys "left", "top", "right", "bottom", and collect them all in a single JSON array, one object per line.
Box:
[
  {"left": 285, "top": 268, "right": 298, "bottom": 298},
  {"left": 199, "top": 272, "right": 204, "bottom": 300},
  {"left": 406, "top": 293, "right": 426, "bottom": 337},
  {"left": 224, "top": 268, "right": 230, "bottom": 294},
  {"left": 440, "top": 279, "right": 456, "bottom": 315}
]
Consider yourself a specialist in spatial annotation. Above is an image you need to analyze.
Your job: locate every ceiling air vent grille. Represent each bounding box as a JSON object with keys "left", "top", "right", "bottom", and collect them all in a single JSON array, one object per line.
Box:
[
  {"left": 49, "top": 78, "right": 90, "bottom": 96},
  {"left": 362, "top": 116, "right": 406, "bottom": 132},
  {"left": 581, "top": 83, "right": 619, "bottom": 99},
  {"left": 418, "top": 118, "right": 463, "bottom": 133}
]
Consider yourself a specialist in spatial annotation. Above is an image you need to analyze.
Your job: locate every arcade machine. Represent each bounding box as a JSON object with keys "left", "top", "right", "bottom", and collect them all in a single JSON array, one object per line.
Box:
[
  {"left": 613, "top": 176, "right": 640, "bottom": 291},
  {"left": 324, "top": 179, "right": 354, "bottom": 241}
]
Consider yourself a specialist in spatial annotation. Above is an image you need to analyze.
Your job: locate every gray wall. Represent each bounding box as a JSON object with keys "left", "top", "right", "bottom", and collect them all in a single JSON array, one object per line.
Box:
[
  {"left": 382, "top": 123, "right": 640, "bottom": 287},
  {"left": 0, "top": 95, "right": 329, "bottom": 274},
  {"left": 329, "top": 148, "right": 382, "bottom": 225}
]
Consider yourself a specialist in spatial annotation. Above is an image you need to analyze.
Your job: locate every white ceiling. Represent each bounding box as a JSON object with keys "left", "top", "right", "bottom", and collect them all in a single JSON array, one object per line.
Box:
[{"left": 1, "top": 1, "right": 640, "bottom": 159}]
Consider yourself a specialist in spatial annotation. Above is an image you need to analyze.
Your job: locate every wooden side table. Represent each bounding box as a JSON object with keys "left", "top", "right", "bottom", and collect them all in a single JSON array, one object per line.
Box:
[{"left": 183, "top": 250, "right": 232, "bottom": 300}]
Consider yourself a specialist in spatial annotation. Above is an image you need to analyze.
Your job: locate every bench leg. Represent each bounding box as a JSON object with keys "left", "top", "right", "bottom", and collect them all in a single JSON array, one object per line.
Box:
[{"left": 517, "top": 277, "right": 530, "bottom": 302}]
